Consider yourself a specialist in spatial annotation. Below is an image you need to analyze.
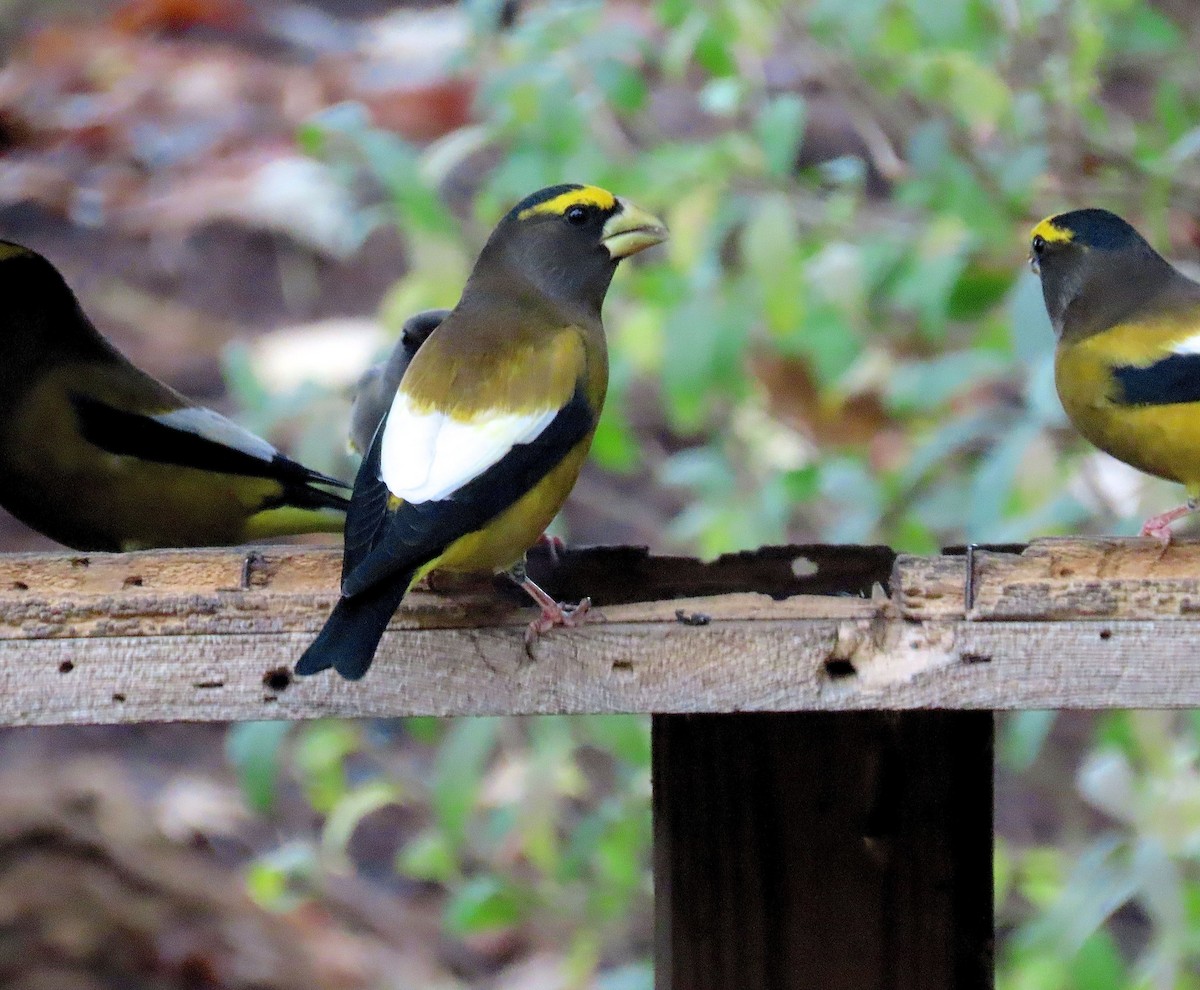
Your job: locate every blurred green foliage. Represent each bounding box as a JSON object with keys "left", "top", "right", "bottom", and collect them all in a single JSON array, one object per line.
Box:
[
  {"left": 999, "top": 712, "right": 1200, "bottom": 990},
  {"left": 230, "top": 715, "right": 652, "bottom": 985},
  {"left": 225, "top": 0, "right": 1200, "bottom": 984}
]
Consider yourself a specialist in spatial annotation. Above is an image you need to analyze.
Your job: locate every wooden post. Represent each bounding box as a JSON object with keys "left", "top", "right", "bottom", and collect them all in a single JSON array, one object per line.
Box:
[{"left": 653, "top": 711, "right": 994, "bottom": 990}]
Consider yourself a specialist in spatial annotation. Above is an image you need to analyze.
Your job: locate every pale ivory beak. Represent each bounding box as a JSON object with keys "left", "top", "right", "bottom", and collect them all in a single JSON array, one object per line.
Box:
[{"left": 601, "top": 198, "right": 669, "bottom": 259}]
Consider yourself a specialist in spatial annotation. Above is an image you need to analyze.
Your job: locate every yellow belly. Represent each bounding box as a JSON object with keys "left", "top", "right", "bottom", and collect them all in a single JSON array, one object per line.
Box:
[
  {"left": 1056, "top": 345, "right": 1200, "bottom": 492},
  {"left": 419, "top": 437, "right": 592, "bottom": 579}
]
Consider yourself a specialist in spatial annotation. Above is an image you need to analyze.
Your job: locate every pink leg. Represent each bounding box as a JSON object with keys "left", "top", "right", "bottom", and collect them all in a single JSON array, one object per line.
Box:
[
  {"left": 516, "top": 575, "right": 596, "bottom": 648},
  {"left": 1140, "top": 500, "right": 1198, "bottom": 548}
]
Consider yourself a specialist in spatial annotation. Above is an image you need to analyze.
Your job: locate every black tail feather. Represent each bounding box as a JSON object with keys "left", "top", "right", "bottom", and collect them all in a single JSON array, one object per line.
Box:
[
  {"left": 281, "top": 477, "right": 352, "bottom": 514},
  {"left": 294, "top": 577, "right": 411, "bottom": 680}
]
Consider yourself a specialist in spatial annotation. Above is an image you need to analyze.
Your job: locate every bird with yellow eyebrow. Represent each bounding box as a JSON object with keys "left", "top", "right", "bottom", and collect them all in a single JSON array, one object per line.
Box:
[
  {"left": 296, "top": 183, "right": 668, "bottom": 680},
  {"left": 0, "top": 241, "right": 350, "bottom": 551},
  {"left": 1030, "top": 207, "right": 1200, "bottom": 544}
]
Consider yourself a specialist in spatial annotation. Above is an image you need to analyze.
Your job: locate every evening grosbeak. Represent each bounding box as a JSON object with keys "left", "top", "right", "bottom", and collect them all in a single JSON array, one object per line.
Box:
[
  {"left": 0, "top": 241, "right": 349, "bottom": 550},
  {"left": 1031, "top": 207, "right": 1200, "bottom": 544},
  {"left": 296, "top": 184, "right": 668, "bottom": 680}
]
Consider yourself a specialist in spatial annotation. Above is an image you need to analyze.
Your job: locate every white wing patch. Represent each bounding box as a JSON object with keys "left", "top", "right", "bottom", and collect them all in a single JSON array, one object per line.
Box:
[
  {"left": 380, "top": 392, "right": 557, "bottom": 504},
  {"left": 154, "top": 407, "right": 279, "bottom": 463},
  {"left": 1170, "top": 331, "right": 1200, "bottom": 356}
]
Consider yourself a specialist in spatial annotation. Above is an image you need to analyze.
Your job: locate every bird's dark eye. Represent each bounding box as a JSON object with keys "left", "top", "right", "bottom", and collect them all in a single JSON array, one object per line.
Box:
[
  {"left": 1032, "top": 234, "right": 1046, "bottom": 255},
  {"left": 564, "top": 205, "right": 589, "bottom": 226}
]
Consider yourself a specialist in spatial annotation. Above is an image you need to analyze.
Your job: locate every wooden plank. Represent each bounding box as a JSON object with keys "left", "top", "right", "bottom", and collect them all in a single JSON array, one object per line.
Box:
[
  {"left": 0, "top": 539, "right": 1200, "bottom": 724},
  {"left": 652, "top": 712, "right": 993, "bottom": 990},
  {"left": 969, "top": 538, "right": 1200, "bottom": 620}
]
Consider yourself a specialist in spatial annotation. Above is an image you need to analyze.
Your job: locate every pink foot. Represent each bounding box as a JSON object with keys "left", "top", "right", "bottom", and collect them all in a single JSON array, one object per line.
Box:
[
  {"left": 525, "top": 596, "right": 594, "bottom": 645},
  {"left": 516, "top": 574, "right": 600, "bottom": 653},
  {"left": 1140, "top": 502, "right": 1197, "bottom": 549}
]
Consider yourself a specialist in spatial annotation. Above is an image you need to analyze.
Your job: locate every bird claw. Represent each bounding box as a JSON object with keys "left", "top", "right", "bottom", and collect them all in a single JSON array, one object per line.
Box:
[
  {"left": 1140, "top": 519, "right": 1175, "bottom": 549},
  {"left": 1140, "top": 502, "right": 1197, "bottom": 555},
  {"left": 523, "top": 597, "right": 601, "bottom": 655}
]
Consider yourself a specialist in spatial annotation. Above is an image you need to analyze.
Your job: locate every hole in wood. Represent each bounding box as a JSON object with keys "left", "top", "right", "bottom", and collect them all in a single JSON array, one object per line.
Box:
[
  {"left": 824, "top": 658, "right": 857, "bottom": 679},
  {"left": 58, "top": 660, "right": 74, "bottom": 674},
  {"left": 70, "top": 557, "right": 89, "bottom": 568},
  {"left": 123, "top": 575, "right": 144, "bottom": 588},
  {"left": 961, "top": 652, "right": 992, "bottom": 664},
  {"left": 112, "top": 693, "right": 126, "bottom": 703},
  {"left": 791, "top": 556, "right": 819, "bottom": 577},
  {"left": 193, "top": 680, "right": 224, "bottom": 690},
  {"left": 262, "top": 667, "right": 292, "bottom": 692},
  {"left": 10, "top": 581, "right": 27, "bottom": 591},
  {"left": 1099, "top": 629, "right": 1112, "bottom": 640},
  {"left": 611, "top": 659, "right": 634, "bottom": 672}
]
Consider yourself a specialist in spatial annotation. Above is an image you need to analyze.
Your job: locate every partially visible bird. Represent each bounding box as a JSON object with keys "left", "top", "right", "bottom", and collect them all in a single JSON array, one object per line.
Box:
[
  {"left": 296, "top": 183, "right": 668, "bottom": 680},
  {"left": 0, "top": 241, "right": 350, "bottom": 551},
  {"left": 348, "top": 309, "right": 449, "bottom": 457},
  {"left": 1030, "top": 207, "right": 1200, "bottom": 544}
]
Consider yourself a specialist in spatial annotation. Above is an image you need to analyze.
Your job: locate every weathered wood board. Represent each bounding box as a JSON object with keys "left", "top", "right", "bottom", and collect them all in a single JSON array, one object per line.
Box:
[{"left": 0, "top": 537, "right": 1194, "bottom": 725}]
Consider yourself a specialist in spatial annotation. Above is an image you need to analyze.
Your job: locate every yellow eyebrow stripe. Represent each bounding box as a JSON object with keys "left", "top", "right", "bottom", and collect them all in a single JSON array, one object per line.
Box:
[
  {"left": 518, "top": 185, "right": 617, "bottom": 220},
  {"left": 1031, "top": 216, "right": 1074, "bottom": 244}
]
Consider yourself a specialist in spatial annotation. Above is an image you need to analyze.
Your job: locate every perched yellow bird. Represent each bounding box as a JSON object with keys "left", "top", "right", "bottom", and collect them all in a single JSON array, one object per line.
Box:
[
  {"left": 348, "top": 308, "right": 449, "bottom": 457},
  {"left": 296, "top": 184, "right": 668, "bottom": 679},
  {"left": 0, "top": 241, "right": 350, "bottom": 551},
  {"left": 1030, "top": 207, "right": 1200, "bottom": 543}
]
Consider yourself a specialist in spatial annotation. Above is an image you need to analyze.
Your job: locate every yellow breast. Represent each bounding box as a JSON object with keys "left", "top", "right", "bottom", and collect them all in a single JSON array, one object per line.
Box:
[{"left": 1055, "top": 320, "right": 1200, "bottom": 490}]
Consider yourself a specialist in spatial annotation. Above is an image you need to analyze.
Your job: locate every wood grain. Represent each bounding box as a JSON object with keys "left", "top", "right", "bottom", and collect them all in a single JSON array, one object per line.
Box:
[
  {"left": 0, "top": 538, "right": 1198, "bottom": 725},
  {"left": 653, "top": 712, "right": 994, "bottom": 990}
]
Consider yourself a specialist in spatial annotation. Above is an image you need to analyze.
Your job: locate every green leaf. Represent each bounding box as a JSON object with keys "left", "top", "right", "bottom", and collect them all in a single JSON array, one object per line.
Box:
[
  {"left": 1123, "top": 5, "right": 1183, "bottom": 55},
  {"left": 444, "top": 875, "right": 525, "bottom": 934},
  {"left": 947, "top": 263, "right": 1016, "bottom": 321},
  {"left": 694, "top": 22, "right": 738, "bottom": 77},
  {"left": 321, "top": 780, "right": 405, "bottom": 870},
  {"left": 591, "top": 403, "right": 641, "bottom": 473},
  {"left": 433, "top": 718, "right": 501, "bottom": 849},
  {"left": 578, "top": 715, "right": 652, "bottom": 769},
  {"left": 595, "top": 59, "right": 648, "bottom": 112},
  {"left": 781, "top": 465, "right": 821, "bottom": 504},
  {"left": 1000, "top": 711, "right": 1057, "bottom": 771},
  {"left": 966, "top": 421, "right": 1039, "bottom": 540},
  {"left": 295, "top": 721, "right": 361, "bottom": 814},
  {"left": 397, "top": 828, "right": 458, "bottom": 884},
  {"left": 995, "top": 836, "right": 1014, "bottom": 912},
  {"left": 245, "top": 842, "right": 318, "bottom": 912},
  {"left": 754, "top": 94, "right": 807, "bottom": 178},
  {"left": 226, "top": 721, "right": 292, "bottom": 814},
  {"left": 884, "top": 351, "right": 1008, "bottom": 414},
  {"left": 405, "top": 716, "right": 442, "bottom": 745},
  {"left": 1069, "top": 930, "right": 1126, "bottom": 990},
  {"left": 1018, "top": 836, "right": 1136, "bottom": 954}
]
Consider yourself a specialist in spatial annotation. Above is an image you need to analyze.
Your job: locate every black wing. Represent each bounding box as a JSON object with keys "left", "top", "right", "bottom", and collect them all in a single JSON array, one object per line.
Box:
[
  {"left": 71, "top": 395, "right": 350, "bottom": 511},
  {"left": 1112, "top": 352, "right": 1200, "bottom": 406},
  {"left": 340, "top": 385, "right": 594, "bottom": 599}
]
